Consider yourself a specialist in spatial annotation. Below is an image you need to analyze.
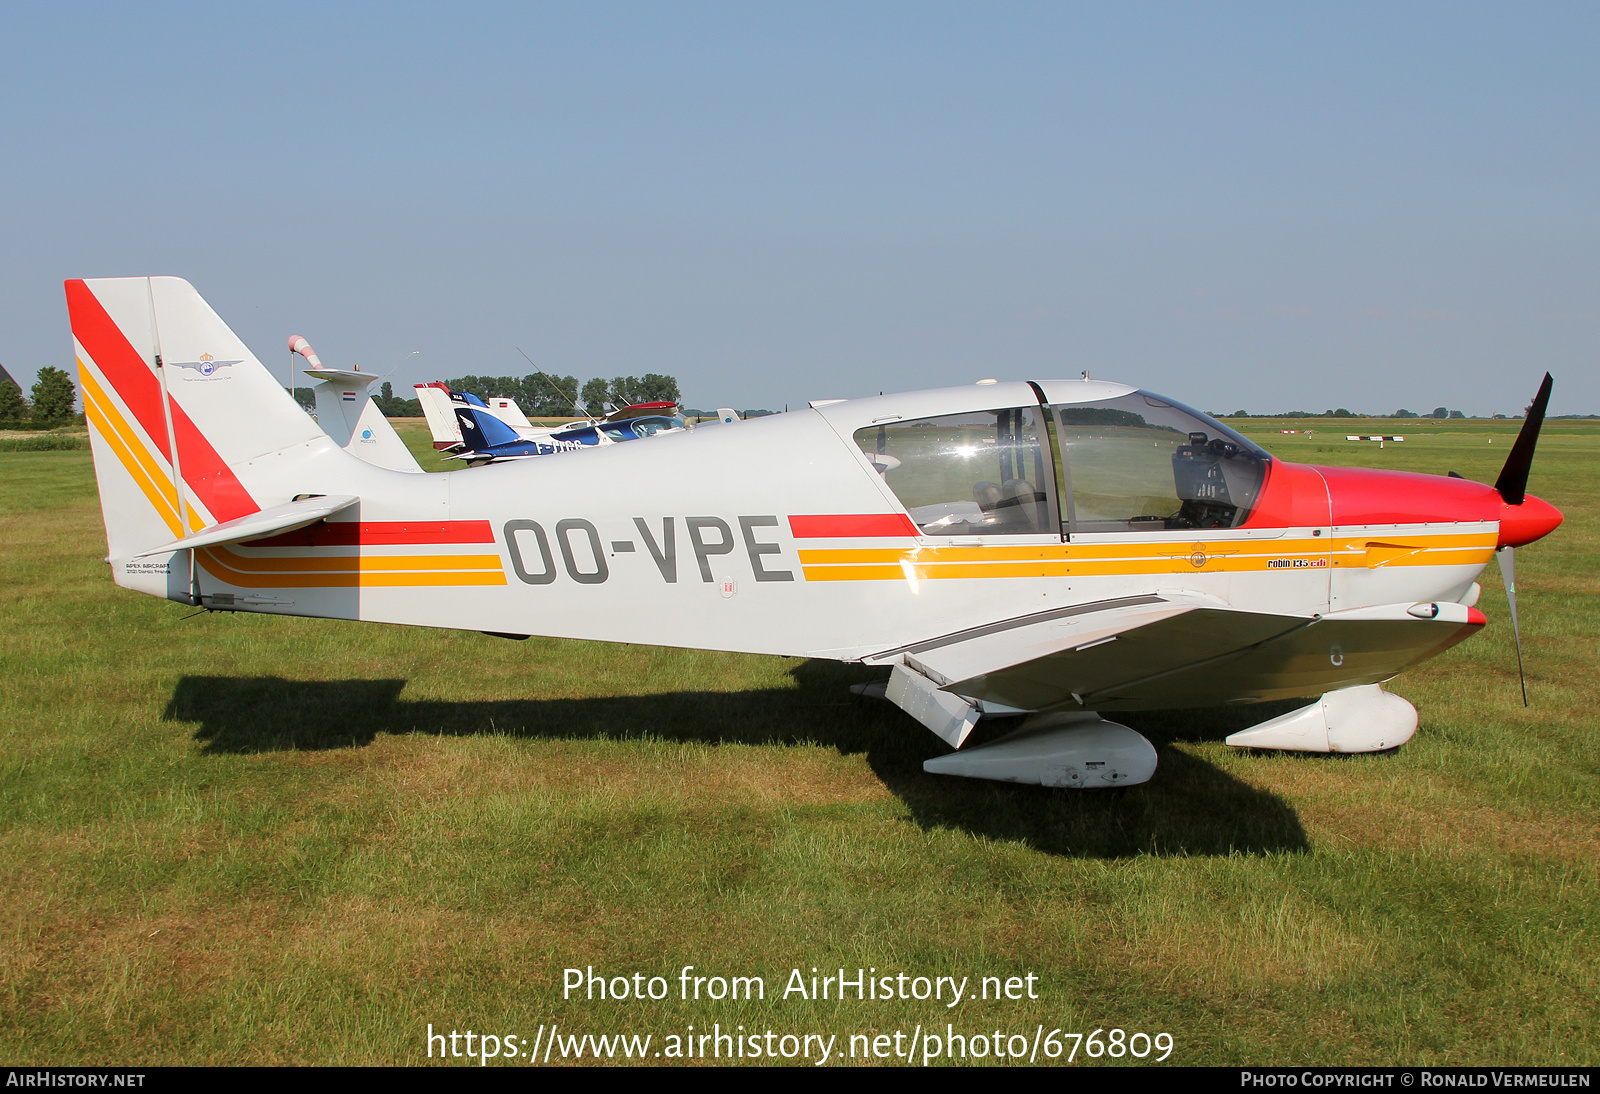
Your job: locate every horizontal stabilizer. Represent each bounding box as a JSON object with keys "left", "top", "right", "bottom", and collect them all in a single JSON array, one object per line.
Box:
[
  {"left": 133, "top": 495, "right": 359, "bottom": 558},
  {"left": 304, "top": 367, "right": 377, "bottom": 386}
]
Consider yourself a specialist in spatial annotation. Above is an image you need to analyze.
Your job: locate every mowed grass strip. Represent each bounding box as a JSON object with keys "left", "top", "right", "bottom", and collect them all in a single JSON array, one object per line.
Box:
[{"left": 0, "top": 423, "right": 1595, "bottom": 1066}]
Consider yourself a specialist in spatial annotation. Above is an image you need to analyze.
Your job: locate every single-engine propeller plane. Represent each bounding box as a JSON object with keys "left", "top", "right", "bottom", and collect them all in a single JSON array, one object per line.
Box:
[{"left": 68, "top": 278, "right": 1563, "bottom": 789}]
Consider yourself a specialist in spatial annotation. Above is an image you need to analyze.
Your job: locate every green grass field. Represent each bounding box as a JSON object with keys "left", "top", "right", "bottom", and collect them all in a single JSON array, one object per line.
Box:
[{"left": 1, "top": 416, "right": 1595, "bottom": 1066}]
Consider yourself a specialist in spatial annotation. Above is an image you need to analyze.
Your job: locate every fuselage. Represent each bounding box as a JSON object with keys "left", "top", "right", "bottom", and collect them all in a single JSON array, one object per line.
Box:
[
  {"left": 114, "top": 378, "right": 1558, "bottom": 711},
  {"left": 70, "top": 276, "right": 1563, "bottom": 767}
]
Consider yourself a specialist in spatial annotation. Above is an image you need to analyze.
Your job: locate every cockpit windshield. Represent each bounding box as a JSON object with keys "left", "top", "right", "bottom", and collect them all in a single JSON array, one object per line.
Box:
[
  {"left": 629, "top": 416, "right": 684, "bottom": 437},
  {"left": 850, "top": 390, "right": 1268, "bottom": 538},
  {"left": 1054, "top": 391, "right": 1268, "bottom": 532}
]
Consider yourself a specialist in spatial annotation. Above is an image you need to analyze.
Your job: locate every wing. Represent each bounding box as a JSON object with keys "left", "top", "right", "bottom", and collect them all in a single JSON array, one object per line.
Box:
[{"left": 871, "top": 595, "right": 1483, "bottom": 713}]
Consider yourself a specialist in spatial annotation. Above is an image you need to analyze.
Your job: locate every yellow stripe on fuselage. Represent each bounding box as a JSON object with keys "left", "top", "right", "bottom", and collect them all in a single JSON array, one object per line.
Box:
[
  {"left": 197, "top": 548, "right": 508, "bottom": 588},
  {"left": 204, "top": 545, "right": 504, "bottom": 574},
  {"left": 797, "top": 532, "right": 1496, "bottom": 581},
  {"left": 80, "top": 363, "right": 509, "bottom": 590}
]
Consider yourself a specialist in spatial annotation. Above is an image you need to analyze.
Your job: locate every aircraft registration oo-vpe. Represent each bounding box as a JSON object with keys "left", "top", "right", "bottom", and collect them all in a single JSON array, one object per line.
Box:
[{"left": 68, "top": 277, "right": 1564, "bottom": 789}]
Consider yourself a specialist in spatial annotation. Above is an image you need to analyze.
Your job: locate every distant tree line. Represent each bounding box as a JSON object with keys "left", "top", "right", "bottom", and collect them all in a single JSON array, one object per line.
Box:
[
  {"left": 1223, "top": 406, "right": 1469, "bottom": 419},
  {"left": 289, "top": 375, "right": 692, "bottom": 420},
  {"left": 448, "top": 373, "right": 682, "bottom": 418},
  {"left": 0, "top": 366, "right": 80, "bottom": 429},
  {"left": 289, "top": 383, "right": 427, "bottom": 416}
]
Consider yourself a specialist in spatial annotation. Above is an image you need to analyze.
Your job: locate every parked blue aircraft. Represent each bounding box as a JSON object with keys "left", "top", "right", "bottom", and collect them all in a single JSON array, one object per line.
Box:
[{"left": 448, "top": 401, "right": 688, "bottom": 464}]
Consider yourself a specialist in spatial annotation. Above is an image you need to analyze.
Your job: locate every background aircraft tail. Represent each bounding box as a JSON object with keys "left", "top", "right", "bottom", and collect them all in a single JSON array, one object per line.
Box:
[
  {"left": 453, "top": 403, "right": 524, "bottom": 450},
  {"left": 415, "top": 381, "right": 463, "bottom": 449},
  {"left": 485, "top": 396, "right": 535, "bottom": 433}
]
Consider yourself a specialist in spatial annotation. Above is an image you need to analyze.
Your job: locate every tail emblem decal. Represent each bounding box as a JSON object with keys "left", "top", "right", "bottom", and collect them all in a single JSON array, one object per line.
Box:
[{"left": 172, "top": 353, "right": 241, "bottom": 379}]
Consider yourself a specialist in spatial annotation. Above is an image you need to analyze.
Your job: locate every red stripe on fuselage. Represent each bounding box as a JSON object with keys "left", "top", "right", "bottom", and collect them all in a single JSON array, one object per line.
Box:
[
  {"left": 65, "top": 279, "right": 258, "bottom": 523},
  {"left": 788, "top": 513, "right": 919, "bottom": 538},
  {"left": 244, "top": 521, "right": 497, "bottom": 548}
]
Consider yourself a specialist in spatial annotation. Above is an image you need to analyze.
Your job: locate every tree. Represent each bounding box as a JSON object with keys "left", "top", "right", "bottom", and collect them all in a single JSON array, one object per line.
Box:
[
  {"left": 1431, "top": 407, "right": 1449, "bottom": 419},
  {"left": 607, "top": 374, "right": 680, "bottom": 407},
  {"left": 608, "top": 376, "right": 639, "bottom": 406},
  {"left": 0, "top": 380, "right": 27, "bottom": 425},
  {"left": 1393, "top": 409, "right": 1418, "bottom": 418},
  {"left": 636, "top": 373, "right": 680, "bottom": 404},
  {"left": 31, "top": 367, "right": 76, "bottom": 425},
  {"left": 371, "top": 380, "right": 423, "bottom": 417},
  {"left": 523, "top": 373, "right": 582, "bottom": 417},
  {"left": 581, "top": 377, "right": 611, "bottom": 417},
  {"left": 1449, "top": 410, "right": 1465, "bottom": 419}
]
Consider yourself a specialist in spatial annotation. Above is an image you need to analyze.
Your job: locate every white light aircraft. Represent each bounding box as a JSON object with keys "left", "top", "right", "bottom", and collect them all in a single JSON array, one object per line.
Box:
[
  {"left": 69, "top": 277, "right": 1563, "bottom": 789},
  {"left": 414, "top": 381, "right": 556, "bottom": 453},
  {"left": 286, "top": 335, "right": 422, "bottom": 474}
]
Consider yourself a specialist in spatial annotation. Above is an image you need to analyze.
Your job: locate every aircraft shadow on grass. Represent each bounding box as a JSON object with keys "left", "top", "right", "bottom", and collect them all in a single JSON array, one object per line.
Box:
[{"left": 164, "top": 661, "right": 1310, "bottom": 859}]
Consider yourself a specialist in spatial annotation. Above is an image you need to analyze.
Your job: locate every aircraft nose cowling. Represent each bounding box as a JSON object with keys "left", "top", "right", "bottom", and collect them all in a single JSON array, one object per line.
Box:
[
  {"left": 1317, "top": 465, "right": 1502, "bottom": 525},
  {"left": 1498, "top": 493, "right": 1564, "bottom": 548},
  {"left": 1311, "top": 466, "right": 1562, "bottom": 548}
]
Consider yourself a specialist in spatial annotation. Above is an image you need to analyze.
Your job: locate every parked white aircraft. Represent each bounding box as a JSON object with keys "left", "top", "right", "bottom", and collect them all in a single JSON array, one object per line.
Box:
[
  {"left": 286, "top": 335, "right": 421, "bottom": 474},
  {"left": 413, "top": 382, "right": 558, "bottom": 452},
  {"left": 68, "top": 277, "right": 1562, "bottom": 788}
]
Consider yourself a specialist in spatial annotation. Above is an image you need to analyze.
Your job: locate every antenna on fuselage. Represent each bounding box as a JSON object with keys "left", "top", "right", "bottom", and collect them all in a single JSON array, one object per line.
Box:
[{"left": 515, "top": 347, "right": 583, "bottom": 418}]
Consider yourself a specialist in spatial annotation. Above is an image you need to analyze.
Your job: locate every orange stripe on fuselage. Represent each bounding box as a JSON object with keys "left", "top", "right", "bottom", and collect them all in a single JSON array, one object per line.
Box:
[
  {"left": 797, "top": 532, "right": 1496, "bottom": 581},
  {"left": 197, "top": 548, "right": 507, "bottom": 588},
  {"left": 204, "top": 544, "right": 503, "bottom": 574}
]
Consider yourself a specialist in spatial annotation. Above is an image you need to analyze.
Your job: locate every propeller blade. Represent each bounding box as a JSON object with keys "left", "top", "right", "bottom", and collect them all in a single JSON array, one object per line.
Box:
[
  {"left": 1494, "top": 373, "right": 1553, "bottom": 506},
  {"left": 1496, "top": 546, "right": 1528, "bottom": 706}
]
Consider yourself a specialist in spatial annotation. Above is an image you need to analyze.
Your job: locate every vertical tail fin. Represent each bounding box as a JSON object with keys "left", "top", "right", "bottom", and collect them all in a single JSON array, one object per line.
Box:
[
  {"left": 69, "top": 277, "right": 328, "bottom": 584},
  {"left": 415, "top": 382, "right": 463, "bottom": 450},
  {"left": 486, "top": 396, "right": 535, "bottom": 433},
  {"left": 453, "top": 404, "right": 524, "bottom": 450},
  {"left": 299, "top": 370, "right": 423, "bottom": 474}
]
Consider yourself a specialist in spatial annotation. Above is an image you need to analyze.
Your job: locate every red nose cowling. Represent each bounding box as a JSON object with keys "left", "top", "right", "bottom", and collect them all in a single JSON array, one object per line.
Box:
[
  {"left": 1496, "top": 492, "right": 1564, "bottom": 548},
  {"left": 1253, "top": 465, "right": 1563, "bottom": 548}
]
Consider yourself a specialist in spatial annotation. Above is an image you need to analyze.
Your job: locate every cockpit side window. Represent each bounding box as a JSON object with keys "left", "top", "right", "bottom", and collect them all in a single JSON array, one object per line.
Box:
[
  {"left": 1053, "top": 392, "right": 1269, "bottom": 533},
  {"left": 852, "top": 407, "right": 1060, "bottom": 536}
]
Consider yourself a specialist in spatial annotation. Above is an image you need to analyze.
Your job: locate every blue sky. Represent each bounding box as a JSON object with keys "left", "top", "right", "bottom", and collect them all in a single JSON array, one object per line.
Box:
[{"left": 2, "top": 2, "right": 1595, "bottom": 414}]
